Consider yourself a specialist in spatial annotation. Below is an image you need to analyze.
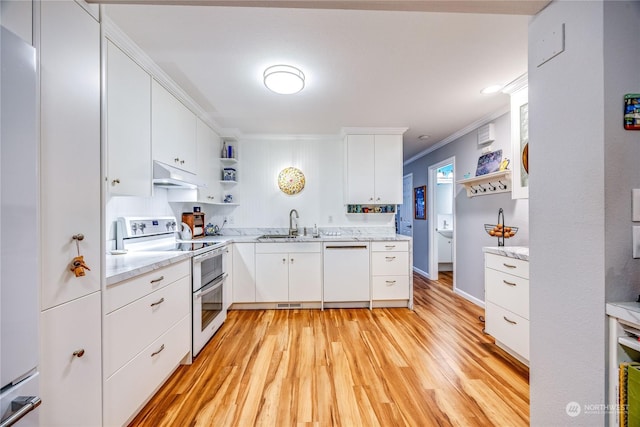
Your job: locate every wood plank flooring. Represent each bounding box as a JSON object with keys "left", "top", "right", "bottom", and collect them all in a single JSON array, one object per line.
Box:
[{"left": 129, "top": 272, "right": 529, "bottom": 426}]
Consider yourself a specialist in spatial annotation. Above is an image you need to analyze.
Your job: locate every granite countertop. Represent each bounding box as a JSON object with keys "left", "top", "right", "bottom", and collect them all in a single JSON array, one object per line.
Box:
[
  {"left": 106, "top": 233, "right": 411, "bottom": 285},
  {"left": 482, "top": 246, "right": 529, "bottom": 261}
]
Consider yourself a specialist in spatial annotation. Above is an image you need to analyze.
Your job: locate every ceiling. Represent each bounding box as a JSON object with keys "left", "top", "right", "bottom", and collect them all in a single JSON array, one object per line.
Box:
[{"left": 102, "top": 1, "right": 542, "bottom": 161}]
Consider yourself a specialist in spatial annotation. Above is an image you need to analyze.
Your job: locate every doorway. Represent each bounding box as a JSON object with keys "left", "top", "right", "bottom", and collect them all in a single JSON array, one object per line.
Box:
[
  {"left": 427, "top": 157, "right": 455, "bottom": 286},
  {"left": 398, "top": 174, "right": 413, "bottom": 237}
]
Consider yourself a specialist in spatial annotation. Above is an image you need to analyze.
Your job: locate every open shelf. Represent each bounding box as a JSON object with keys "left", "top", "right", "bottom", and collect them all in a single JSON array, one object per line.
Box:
[
  {"left": 219, "top": 157, "right": 237, "bottom": 164},
  {"left": 456, "top": 170, "right": 511, "bottom": 198}
]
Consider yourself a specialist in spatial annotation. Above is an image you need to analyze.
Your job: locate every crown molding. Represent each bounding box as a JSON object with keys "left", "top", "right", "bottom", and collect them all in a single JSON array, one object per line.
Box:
[
  {"left": 241, "top": 133, "right": 341, "bottom": 142},
  {"left": 501, "top": 72, "right": 528, "bottom": 95},
  {"left": 403, "top": 106, "right": 509, "bottom": 165},
  {"left": 102, "top": 13, "right": 224, "bottom": 135},
  {"left": 340, "top": 127, "right": 408, "bottom": 137}
]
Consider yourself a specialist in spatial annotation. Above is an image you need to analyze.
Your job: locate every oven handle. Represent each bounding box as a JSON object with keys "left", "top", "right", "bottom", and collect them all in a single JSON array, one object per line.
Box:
[
  {"left": 193, "top": 245, "right": 226, "bottom": 263},
  {"left": 194, "top": 273, "right": 227, "bottom": 299}
]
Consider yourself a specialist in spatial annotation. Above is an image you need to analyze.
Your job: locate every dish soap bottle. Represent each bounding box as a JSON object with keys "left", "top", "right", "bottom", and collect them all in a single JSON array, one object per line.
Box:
[{"left": 313, "top": 224, "right": 319, "bottom": 238}]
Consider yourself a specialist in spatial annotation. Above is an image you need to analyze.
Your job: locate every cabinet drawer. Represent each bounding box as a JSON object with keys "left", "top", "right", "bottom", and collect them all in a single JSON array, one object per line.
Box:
[
  {"left": 104, "top": 315, "right": 190, "bottom": 427},
  {"left": 104, "top": 276, "right": 190, "bottom": 377},
  {"left": 485, "top": 302, "right": 529, "bottom": 361},
  {"left": 105, "top": 259, "right": 190, "bottom": 313},
  {"left": 485, "top": 268, "right": 529, "bottom": 319},
  {"left": 485, "top": 253, "right": 529, "bottom": 279},
  {"left": 371, "top": 241, "right": 408, "bottom": 252},
  {"left": 372, "top": 275, "right": 409, "bottom": 300},
  {"left": 255, "top": 242, "right": 321, "bottom": 253},
  {"left": 372, "top": 252, "right": 408, "bottom": 276}
]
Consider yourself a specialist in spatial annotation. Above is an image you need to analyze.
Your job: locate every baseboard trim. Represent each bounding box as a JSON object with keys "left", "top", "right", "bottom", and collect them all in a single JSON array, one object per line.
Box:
[
  {"left": 454, "top": 288, "right": 485, "bottom": 308},
  {"left": 413, "top": 266, "right": 431, "bottom": 279}
]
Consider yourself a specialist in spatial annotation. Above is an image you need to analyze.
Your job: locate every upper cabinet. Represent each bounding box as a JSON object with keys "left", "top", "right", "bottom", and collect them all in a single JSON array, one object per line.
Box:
[
  {"left": 344, "top": 132, "right": 404, "bottom": 205},
  {"left": 106, "top": 40, "right": 152, "bottom": 197},
  {"left": 196, "top": 118, "right": 221, "bottom": 203},
  {"left": 151, "top": 79, "right": 197, "bottom": 173}
]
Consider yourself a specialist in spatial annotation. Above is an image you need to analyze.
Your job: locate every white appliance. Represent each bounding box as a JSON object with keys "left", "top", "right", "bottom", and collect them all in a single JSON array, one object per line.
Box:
[
  {"left": 0, "top": 26, "right": 42, "bottom": 426},
  {"left": 116, "top": 217, "right": 228, "bottom": 357},
  {"left": 323, "top": 242, "right": 371, "bottom": 302}
]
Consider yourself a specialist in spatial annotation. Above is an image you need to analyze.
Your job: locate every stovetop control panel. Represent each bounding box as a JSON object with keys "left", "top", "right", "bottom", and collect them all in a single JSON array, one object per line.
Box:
[{"left": 117, "top": 216, "right": 178, "bottom": 238}]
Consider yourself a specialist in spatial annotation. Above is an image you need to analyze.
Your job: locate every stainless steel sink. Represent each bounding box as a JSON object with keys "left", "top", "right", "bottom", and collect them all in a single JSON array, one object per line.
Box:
[{"left": 258, "top": 234, "right": 297, "bottom": 239}]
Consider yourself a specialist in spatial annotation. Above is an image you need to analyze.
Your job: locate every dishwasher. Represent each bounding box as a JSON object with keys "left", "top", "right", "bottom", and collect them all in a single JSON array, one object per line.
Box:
[{"left": 323, "top": 242, "right": 370, "bottom": 303}]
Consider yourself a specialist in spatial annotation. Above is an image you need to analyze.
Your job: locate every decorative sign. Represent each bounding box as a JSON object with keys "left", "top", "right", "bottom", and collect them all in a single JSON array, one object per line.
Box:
[{"left": 278, "top": 167, "right": 305, "bottom": 195}]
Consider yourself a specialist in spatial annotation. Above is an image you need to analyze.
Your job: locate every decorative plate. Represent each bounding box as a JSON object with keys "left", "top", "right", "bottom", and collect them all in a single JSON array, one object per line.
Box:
[{"left": 278, "top": 167, "right": 305, "bottom": 195}]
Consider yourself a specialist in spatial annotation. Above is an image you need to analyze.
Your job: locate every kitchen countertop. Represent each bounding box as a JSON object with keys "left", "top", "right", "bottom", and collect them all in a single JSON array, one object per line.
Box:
[
  {"left": 106, "top": 233, "right": 411, "bottom": 285},
  {"left": 482, "top": 246, "right": 529, "bottom": 261},
  {"left": 606, "top": 301, "right": 640, "bottom": 326}
]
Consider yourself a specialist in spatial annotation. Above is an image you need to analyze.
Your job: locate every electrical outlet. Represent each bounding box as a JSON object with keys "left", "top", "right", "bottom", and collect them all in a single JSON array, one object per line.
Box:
[
  {"left": 328, "top": 215, "right": 333, "bottom": 223},
  {"left": 634, "top": 226, "right": 640, "bottom": 259},
  {"left": 228, "top": 216, "right": 234, "bottom": 225}
]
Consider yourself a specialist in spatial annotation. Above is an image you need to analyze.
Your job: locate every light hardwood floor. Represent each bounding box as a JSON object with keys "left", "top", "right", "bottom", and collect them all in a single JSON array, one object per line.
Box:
[{"left": 129, "top": 272, "right": 529, "bottom": 426}]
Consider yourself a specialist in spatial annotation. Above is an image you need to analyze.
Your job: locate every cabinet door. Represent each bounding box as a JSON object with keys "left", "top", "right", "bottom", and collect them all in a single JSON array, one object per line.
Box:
[
  {"left": 223, "top": 245, "right": 233, "bottom": 310},
  {"left": 373, "top": 134, "right": 403, "bottom": 204},
  {"left": 437, "top": 233, "right": 452, "bottom": 263},
  {"left": 232, "top": 243, "right": 256, "bottom": 302},
  {"left": 196, "top": 118, "right": 220, "bottom": 202},
  {"left": 151, "top": 79, "right": 197, "bottom": 173},
  {"left": 345, "top": 134, "right": 375, "bottom": 204},
  {"left": 255, "top": 253, "right": 289, "bottom": 302},
  {"left": 40, "top": 292, "right": 102, "bottom": 426},
  {"left": 40, "top": 0, "right": 100, "bottom": 310},
  {"left": 106, "top": 40, "right": 152, "bottom": 196},
  {"left": 289, "top": 252, "right": 322, "bottom": 302}
]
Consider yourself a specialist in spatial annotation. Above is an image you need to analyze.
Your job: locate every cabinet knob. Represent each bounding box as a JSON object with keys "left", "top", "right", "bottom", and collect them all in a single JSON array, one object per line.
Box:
[
  {"left": 180, "top": 160, "right": 185, "bottom": 165},
  {"left": 290, "top": 258, "right": 294, "bottom": 263},
  {"left": 282, "top": 258, "right": 286, "bottom": 263},
  {"left": 72, "top": 349, "right": 85, "bottom": 358},
  {"left": 111, "top": 178, "right": 120, "bottom": 185},
  {"left": 376, "top": 197, "right": 381, "bottom": 201},
  {"left": 174, "top": 157, "right": 180, "bottom": 163},
  {"left": 369, "top": 197, "right": 374, "bottom": 201}
]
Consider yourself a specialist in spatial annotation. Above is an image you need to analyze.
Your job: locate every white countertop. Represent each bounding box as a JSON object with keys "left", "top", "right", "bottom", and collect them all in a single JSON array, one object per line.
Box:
[
  {"left": 482, "top": 246, "right": 529, "bottom": 261},
  {"left": 606, "top": 301, "right": 640, "bottom": 326},
  {"left": 106, "top": 233, "right": 411, "bottom": 285}
]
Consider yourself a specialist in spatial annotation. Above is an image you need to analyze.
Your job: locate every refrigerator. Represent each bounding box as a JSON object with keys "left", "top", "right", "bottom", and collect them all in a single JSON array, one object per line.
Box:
[{"left": 0, "top": 26, "right": 41, "bottom": 426}]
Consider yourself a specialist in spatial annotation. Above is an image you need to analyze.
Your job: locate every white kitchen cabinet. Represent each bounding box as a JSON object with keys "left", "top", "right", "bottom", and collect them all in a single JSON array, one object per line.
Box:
[
  {"left": 151, "top": 79, "right": 197, "bottom": 173},
  {"left": 437, "top": 233, "right": 452, "bottom": 263},
  {"left": 344, "top": 133, "right": 403, "bottom": 204},
  {"left": 40, "top": 292, "right": 102, "bottom": 427},
  {"left": 223, "top": 244, "right": 233, "bottom": 310},
  {"left": 484, "top": 252, "right": 529, "bottom": 364},
  {"left": 196, "top": 118, "right": 221, "bottom": 202},
  {"left": 104, "top": 259, "right": 191, "bottom": 426},
  {"left": 39, "top": 0, "right": 101, "bottom": 310},
  {"left": 106, "top": 39, "right": 152, "bottom": 197},
  {"left": 255, "top": 243, "right": 322, "bottom": 303},
  {"left": 371, "top": 241, "right": 410, "bottom": 301},
  {"left": 232, "top": 243, "right": 256, "bottom": 303}
]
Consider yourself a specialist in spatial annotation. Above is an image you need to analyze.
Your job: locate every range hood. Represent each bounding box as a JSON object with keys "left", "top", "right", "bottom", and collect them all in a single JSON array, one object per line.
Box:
[{"left": 153, "top": 161, "right": 206, "bottom": 189}]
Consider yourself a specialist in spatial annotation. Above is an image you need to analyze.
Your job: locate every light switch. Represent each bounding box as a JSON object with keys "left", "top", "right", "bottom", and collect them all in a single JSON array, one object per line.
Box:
[
  {"left": 633, "top": 189, "right": 640, "bottom": 221},
  {"left": 634, "top": 226, "right": 640, "bottom": 259}
]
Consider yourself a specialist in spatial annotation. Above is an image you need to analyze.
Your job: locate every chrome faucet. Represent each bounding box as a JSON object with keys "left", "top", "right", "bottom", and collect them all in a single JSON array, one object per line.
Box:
[{"left": 289, "top": 209, "right": 299, "bottom": 236}]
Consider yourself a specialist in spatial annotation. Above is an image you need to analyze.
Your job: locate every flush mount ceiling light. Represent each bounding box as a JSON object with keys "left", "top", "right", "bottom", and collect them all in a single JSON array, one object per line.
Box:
[
  {"left": 418, "top": 134, "right": 431, "bottom": 140},
  {"left": 263, "top": 65, "right": 305, "bottom": 95},
  {"left": 480, "top": 84, "right": 504, "bottom": 95}
]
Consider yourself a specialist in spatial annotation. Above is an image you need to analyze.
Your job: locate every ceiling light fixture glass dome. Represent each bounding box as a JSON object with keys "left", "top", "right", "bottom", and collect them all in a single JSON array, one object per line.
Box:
[{"left": 263, "top": 65, "right": 305, "bottom": 95}]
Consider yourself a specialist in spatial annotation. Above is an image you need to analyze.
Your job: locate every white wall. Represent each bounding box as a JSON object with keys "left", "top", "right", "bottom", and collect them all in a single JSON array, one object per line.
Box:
[
  {"left": 404, "top": 112, "right": 529, "bottom": 300},
  {"left": 529, "top": 1, "right": 640, "bottom": 425}
]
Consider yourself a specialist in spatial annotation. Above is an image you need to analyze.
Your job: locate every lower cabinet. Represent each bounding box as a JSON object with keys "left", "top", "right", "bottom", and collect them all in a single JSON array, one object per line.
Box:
[
  {"left": 40, "top": 292, "right": 102, "bottom": 426},
  {"left": 484, "top": 252, "right": 530, "bottom": 363},
  {"left": 255, "top": 243, "right": 322, "bottom": 303},
  {"left": 232, "top": 242, "right": 256, "bottom": 303},
  {"left": 371, "top": 241, "right": 410, "bottom": 301},
  {"left": 103, "top": 260, "right": 191, "bottom": 426}
]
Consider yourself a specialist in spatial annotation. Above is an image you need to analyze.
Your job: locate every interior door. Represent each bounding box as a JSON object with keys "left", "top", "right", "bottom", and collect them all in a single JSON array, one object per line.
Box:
[{"left": 398, "top": 174, "right": 413, "bottom": 236}]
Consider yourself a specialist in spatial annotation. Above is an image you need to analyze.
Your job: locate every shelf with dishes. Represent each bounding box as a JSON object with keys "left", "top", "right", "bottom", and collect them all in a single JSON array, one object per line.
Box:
[
  {"left": 346, "top": 204, "right": 396, "bottom": 214},
  {"left": 457, "top": 170, "right": 511, "bottom": 198}
]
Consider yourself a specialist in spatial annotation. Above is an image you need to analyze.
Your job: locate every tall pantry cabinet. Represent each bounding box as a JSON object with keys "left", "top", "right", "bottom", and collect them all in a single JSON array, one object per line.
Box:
[{"left": 38, "top": 1, "right": 102, "bottom": 425}]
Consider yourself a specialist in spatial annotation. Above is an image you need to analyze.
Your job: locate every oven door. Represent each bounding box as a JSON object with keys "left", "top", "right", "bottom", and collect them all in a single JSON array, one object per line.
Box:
[{"left": 192, "top": 273, "right": 227, "bottom": 356}]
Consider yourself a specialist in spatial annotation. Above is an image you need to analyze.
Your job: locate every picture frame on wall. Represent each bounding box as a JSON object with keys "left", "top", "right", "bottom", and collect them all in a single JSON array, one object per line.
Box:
[
  {"left": 510, "top": 86, "right": 529, "bottom": 199},
  {"left": 414, "top": 185, "right": 426, "bottom": 220}
]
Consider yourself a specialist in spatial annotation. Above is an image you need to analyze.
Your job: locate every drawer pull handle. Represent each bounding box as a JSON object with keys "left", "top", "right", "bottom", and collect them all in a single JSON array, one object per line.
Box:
[
  {"left": 150, "top": 297, "right": 165, "bottom": 307},
  {"left": 503, "top": 280, "right": 517, "bottom": 286},
  {"left": 385, "top": 280, "right": 396, "bottom": 286},
  {"left": 72, "top": 349, "right": 85, "bottom": 358},
  {"left": 503, "top": 316, "right": 517, "bottom": 325},
  {"left": 502, "top": 263, "right": 517, "bottom": 269},
  {"left": 385, "top": 256, "right": 396, "bottom": 261},
  {"left": 150, "top": 276, "right": 165, "bottom": 284},
  {"left": 385, "top": 245, "right": 396, "bottom": 249},
  {"left": 151, "top": 344, "right": 165, "bottom": 357}
]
